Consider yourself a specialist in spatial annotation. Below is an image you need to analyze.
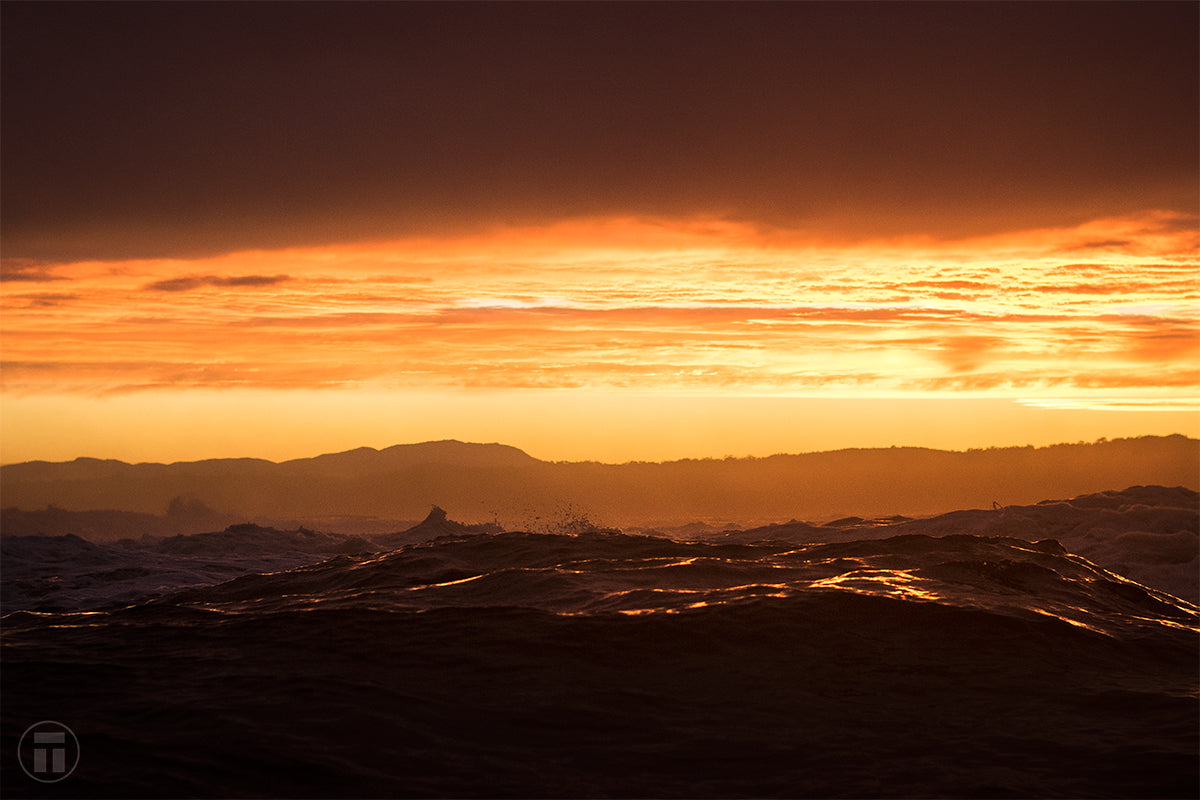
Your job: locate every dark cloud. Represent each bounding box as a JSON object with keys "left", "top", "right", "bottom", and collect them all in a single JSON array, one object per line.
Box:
[
  {"left": 143, "top": 274, "right": 291, "bottom": 292},
  {"left": 16, "top": 292, "right": 80, "bottom": 308},
  {"left": 1, "top": 259, "right": 67, "bottom": 282},
  {"left": 1123, "top": 328, "right": 1200, "bottom": 364},
  {"left": 1079, "top": 240, "right": 1133, "bottom": 251},
  {"left": 144, "top": 278, "right": 206, "bottom": 293},
  {"left": 2, "top": 1, "right": 1196, "bottom": 260}
]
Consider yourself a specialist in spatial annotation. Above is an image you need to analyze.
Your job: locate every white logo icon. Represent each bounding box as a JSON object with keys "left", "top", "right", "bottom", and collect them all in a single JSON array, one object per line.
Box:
[{"left": 18, "top": 721, "right": 80, "bottom": 783}]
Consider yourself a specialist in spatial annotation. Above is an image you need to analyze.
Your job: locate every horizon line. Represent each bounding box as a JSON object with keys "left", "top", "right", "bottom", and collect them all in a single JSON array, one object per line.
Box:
[{"left": 4, "top": 433, "right": 1195, "bottom": 470}]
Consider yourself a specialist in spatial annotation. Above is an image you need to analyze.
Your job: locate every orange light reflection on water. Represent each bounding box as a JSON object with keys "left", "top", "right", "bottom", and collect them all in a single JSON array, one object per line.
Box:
[{"left": 809, "top": 570, "right": 945, "bottom": 603}]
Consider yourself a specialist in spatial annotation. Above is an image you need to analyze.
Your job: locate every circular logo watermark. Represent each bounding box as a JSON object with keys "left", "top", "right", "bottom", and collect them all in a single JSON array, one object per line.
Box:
[{"left": 17, "top": 721, "right": 79, "bottom": 783}]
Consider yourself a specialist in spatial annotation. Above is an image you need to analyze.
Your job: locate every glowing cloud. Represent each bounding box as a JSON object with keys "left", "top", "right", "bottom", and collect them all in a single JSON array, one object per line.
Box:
[{"left": 1, "top": 213, "right": 1195, "bottom": 407}]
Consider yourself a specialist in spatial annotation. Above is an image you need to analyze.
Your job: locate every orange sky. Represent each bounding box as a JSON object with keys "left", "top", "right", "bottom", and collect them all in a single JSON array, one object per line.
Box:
[
  {"left": 1, "top": 3, "right": 1196, "bottom": 465},
  {"left": 2, "top": 211, "right": 1197, "bottom": 464}
]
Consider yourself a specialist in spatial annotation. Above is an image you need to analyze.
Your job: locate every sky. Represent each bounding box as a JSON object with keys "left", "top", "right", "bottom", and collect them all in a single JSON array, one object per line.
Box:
[{"left": 2, "top": 1, "right": 1197, "bottom": 465}]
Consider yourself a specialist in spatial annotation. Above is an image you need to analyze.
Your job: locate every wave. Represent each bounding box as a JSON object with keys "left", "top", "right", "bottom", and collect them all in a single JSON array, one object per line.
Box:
[
  {"left": 136, "top": 530, "right": 1191, "bottom": 638},
  {"left": 3, "top": 530, "right": 1196, "bottom": 798},
  {"left": 6, "top": 486, "right": 1195, "bottom": 616}
]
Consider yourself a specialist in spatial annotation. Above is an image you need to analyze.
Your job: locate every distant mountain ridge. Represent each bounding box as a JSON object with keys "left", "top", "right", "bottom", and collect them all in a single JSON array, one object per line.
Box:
[
  {"left": 4, "top": 440, "right": 535, "bottom": 478},
  {"left": 2, "top": 436, "right": 1196, "bottom": 528}
]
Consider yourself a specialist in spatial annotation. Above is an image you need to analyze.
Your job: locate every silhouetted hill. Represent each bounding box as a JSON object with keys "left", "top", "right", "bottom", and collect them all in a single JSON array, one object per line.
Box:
[
  {"left": 277, "top": 441, "right": 538, "bottom": 477},
  {"left": 1, "top": 436, "right": 1196, "bottom": 529}
]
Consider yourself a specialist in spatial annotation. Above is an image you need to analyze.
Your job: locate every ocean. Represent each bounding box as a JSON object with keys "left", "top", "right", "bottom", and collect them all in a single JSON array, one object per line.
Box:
[{"left": 3, "top": 514, "right": 1197, "bottom": 798}]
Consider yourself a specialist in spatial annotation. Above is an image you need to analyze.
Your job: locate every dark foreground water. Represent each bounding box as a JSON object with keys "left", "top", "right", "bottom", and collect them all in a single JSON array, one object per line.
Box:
[{"left": 3, "top": 531, "right": 1197, "bottom": 798}]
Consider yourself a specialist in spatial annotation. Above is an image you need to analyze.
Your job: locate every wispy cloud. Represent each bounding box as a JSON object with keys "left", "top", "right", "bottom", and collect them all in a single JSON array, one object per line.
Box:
[
  {"left": 0, "top": 259, "right": 69, "bottom": 283},
  {"left": 2, "top": 211, "right": 1196, "bottom": 403},
  {"left": 143, "top": 274, "right": 292, "bottom": 292},
  {"left": 12, "top": 292, "right": 80, "bottom": 308},
  {"left": 1018, "top": 397, "right": 1200, "bottom": 412}
]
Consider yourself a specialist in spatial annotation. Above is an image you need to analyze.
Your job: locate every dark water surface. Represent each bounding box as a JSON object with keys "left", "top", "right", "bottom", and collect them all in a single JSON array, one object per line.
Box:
[{"left": 3, "top": 531, "right": 1197, "bottom": 798}]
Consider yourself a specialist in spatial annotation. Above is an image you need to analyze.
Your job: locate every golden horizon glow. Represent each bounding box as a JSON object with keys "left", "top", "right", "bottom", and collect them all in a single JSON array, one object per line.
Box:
[{"left": 2, "top": 210, "right": 1197, "bottom": 463}]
